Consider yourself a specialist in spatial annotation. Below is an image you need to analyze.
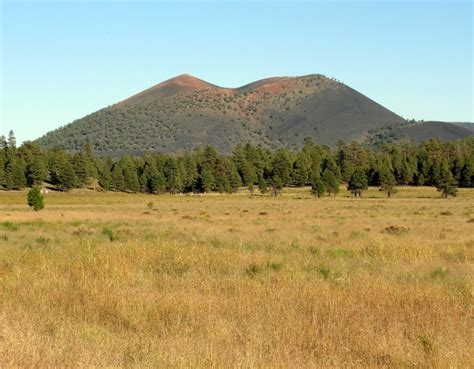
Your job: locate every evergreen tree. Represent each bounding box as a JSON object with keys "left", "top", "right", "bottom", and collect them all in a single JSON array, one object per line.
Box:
[
  {"left": 436, "top": 162, "right": 457, "bottom": 198},
  {"left": 59, "top": 160, "right": 77, "bottom": 191},
  {"left": 123, "top": 162, "right": 140, "bottom": 193},
  {"left": 400, "top": 160, "right": 414, "bottom": 185},
  {"left": 247, "top": 180, "right": 254, "bottom": 194},
  {"left": 27, "top": 155, "right": 48, "bottom": 186},
  {"left": 11, "top": 157, "right": 26, "bottom": 190},
  {"left": 271, "top": 175, "right": 283, "bottom": 196},
  {"left": 0, "top": 153, "right": 4, "bottom": 187},
  {"left": 460, "top": 156, "right": 474, "bottom": 187},
  {"left": 73, "top": 153, "right": 88, "bottom": 187},
  {"left": 379, "top": 168, "right": 397, "bottom": 197},
  {"left": 0, "top": 135, "right": 7, "bottom": 150},
  {"left": 241, "top": 160, "right": 256, "bottom": 188},
  {"left": 27, "top": 187, "right": 44, "bottom": 211},
  {"left": 228, "top": 164, "right": 242, "bottom": 193},
  {"left": 163, "top": 157, "right": 182, "bottom": 193},
  {"left": 111, "top": 165, "right": 125, "bottom": 192},
  {"left": 48, "top": 149, "right": 68, "bottom": 187},
  {"left": 84, "top": 143, "right": 99, "bottom": 180},
  {"left": 183, "top": 153, "right": 199, "bottom": 192},
  {"left": 336, "top": 141, "right": 354, "bottom": 182},
  {"left": 293, "top": 151, "right": 310, "bottom": 186},
  {"left": 258, "top": 174, "right": 268, "bottom": 194},
  {"left": 272, "top": 149, "right": 292, "bottom": 186},
  {"left": 98, "top": 161, "right": 112, "bottom": 191},
  {"left": 311, "top": 174, "right": 326, "bottom": 198},
  {"left": 200, "top": 164, "right": 214, "bottom": 192},
  {"left": 321, "top": 168, "right": 339, "bottom": 196},
  {"left": 4, "top": 160, "right": 14, "bottom": 190},
  {"left": 347, "top": 168, "right": 368, "bottom": 197},
  {"left": 7, "top": 130, "right": 16, "bottom": 149}
]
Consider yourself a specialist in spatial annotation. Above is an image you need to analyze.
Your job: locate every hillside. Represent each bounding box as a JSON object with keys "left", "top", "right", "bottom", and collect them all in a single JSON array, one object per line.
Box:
[
  {"left": 35, "top": 74, "right": 405, "bottom": 155},
  {"left": 456, "top": 122, "right": 474, "bottom": 133},
  {"left": 366, "top": 121, "right": 474, "bottom": 146},
  {"left": 397, "top": 121, "right": 474, "bottom": 142}
]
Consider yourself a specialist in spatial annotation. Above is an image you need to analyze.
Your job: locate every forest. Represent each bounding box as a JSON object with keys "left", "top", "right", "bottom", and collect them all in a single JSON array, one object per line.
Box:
[{"left": 1, "top": 131, "right": 473, "bottom": 197}]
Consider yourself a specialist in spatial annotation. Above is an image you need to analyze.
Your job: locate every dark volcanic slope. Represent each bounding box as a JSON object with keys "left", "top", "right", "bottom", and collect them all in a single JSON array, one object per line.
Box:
[
  {"left": 456, "top": 122, "right": 474, "bottom": 133},
  {"left": 36, "top": 74, "right": 405, "bottom": 155},
  {"left": 397, "top": 121, "right": 473, "bottom": 142}
]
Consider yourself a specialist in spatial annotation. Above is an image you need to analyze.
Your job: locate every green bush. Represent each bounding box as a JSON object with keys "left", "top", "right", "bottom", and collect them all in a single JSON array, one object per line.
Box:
[{"left": 27, "top": 187, "right": 44, "bottom": 211}]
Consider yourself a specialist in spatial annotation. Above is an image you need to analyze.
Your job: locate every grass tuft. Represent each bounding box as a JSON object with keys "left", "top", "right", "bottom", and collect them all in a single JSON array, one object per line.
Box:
[
  {"left": 1, "top": 221, "right": 19, "bottom": 231},
  {"left": 102, "top": 226, "right": 117, "bottom": 241}
]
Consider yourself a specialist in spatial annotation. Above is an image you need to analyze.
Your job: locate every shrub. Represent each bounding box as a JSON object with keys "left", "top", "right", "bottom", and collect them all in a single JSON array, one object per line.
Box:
[
  {"left": 318, "top": 266, "right": 331, "bottom": 279},
  {"left": 27, "top": 187, "right": 44, "bottom": 211},
  {"left": 102, "top": 227, "right": 117, "bottom": 241}
]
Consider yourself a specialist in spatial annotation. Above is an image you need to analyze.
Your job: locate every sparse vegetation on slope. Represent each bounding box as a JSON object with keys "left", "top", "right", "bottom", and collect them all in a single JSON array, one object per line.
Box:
[
  {"left": 366, "top": 120, "right": 473, "bottom": 147},
  {"left": 35, "top": 74, "right": 405, "bottom": 154}
]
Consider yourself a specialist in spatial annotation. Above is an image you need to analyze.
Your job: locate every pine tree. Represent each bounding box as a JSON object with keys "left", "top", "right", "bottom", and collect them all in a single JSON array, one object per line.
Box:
[
  {"left": 310, "top": 165, "right": 325, "bottom": 197},
  {"left": 4, "top": 160, "right": 14, "bottom": 190},
  {"left": 436, "top": 163, "right": 457, "bottom": 198},
  {"left": 27, "top": 187, "right": 44, "bottom": 211},
  {"left": 379, "top": 168, "right": 397, "bottom": 198},
  {"left": 84, "top": 143, "right": 99, "bottom": 180},
  {"left": 311, "top": 176, "right": 326, "bottom": 198},
  {"left": 271, "top": 175, "right": 283, "bottom": 197},
  {"left": 258, "top": 174, "right": 268, "bottom": 194},
  {"left": 27, "top": 155, "right": 48, "bottom": 186},
  {"left": 229, "top": 165, "right": 242, "bottom": 193},
  {"left": 59, "top": 160, "right": 77, "bottom": 191},
  {"left": 0, "top": 135, "right": 7, "bottom": 150},
  {"left": 73, "top": 153, "right": 88, "bottom": 187},
  {"left": 98, "top": 161, "right": 112, "bottom": 191},
  {"left": 7, "top": 130, "right": 16, "bottom": 149},
  {"left": 293, "top": 152, "right": 310, "bottom": 186},
  {"left": 123, "top": 166, "right": 140, "bottom": 192},
  {"left": 111, "top": 165, "right": 125, "bottom": 192},
  {"left": 163, "top": 157, "right": 182, "bottom": 194},
  {"left": 183, "top": 154, "right": 199, "bottom": 192},
  {"left": 400, "top": 160, "right": 414, "bottom": 185},
  {"left": 347, "top": 168, "right": 368, "bottom": 197},
  {"left": 200, "top": 164, "right": 214, "bottom": 193},
  {"left": 0, "top": 153, "right": 4, "bottom": 187},
  {"left": 460, "top": 156, "right": 474, "bottom": 187},
  {"left": 247, "top": 181, "right": 254, "bottom": 194},
  {"left": 241, "top": 160, "right": 256, "bottom": 188},
  {"left": 120, "top": 158, "right": 140, "bottom": 193},
  {"left": 336, "top": 141, "right": 354, "bottom": 182},
  {"left": 321, "top": 168, "right": 339, "bottom": 196},
  {"left": 48, "top": 149, "right": 65, "bottom": 187},
  {"left": 11, "top": 157, "right": 26, "bottom": 190},
  {"left": 272, "top": 149, "right": 292, "bottom": 186}
]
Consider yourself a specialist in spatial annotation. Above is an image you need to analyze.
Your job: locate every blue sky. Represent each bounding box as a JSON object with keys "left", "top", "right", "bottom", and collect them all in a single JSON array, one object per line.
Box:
[{"left": 1, "top": 0, "right": 472, "bottom": 144}]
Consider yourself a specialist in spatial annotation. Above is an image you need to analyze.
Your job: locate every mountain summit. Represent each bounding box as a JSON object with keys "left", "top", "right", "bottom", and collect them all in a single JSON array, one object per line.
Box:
[
  {"left": 119, "top": 74, "right": 219, "bottom": 104},
  {"left": 36, "top": 74, "right": 413, "bottom": 155}
]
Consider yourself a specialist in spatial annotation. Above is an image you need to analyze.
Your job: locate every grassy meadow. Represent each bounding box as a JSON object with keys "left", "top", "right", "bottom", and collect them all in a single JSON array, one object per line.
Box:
[{"left": 0, "top": 186, "right": 473, "bottom": 368}]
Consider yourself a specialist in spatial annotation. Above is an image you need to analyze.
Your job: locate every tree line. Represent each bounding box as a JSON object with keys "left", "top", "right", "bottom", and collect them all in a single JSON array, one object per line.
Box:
[{"left": 1, "top": 131, "right": 472, "bottom": 198}]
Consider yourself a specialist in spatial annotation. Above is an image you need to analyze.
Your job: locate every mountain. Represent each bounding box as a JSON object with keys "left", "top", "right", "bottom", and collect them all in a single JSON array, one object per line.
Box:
[
  {"left": 35, "top": 74, "right": 407, "bottom": 155},
  {"left": 455, "top": 122, "right": 474, "bottom": 133},
  {"left": 366, "top": 120, "right": 474, "bottom": 146},
  {"left": 397, "top": 121, "right": 474, "bottom": 142}
]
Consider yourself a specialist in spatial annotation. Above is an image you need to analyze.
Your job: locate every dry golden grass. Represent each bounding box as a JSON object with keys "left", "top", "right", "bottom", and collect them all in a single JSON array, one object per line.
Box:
[{"left": 0, "top": 186, "right": 473, "bottom": 368}]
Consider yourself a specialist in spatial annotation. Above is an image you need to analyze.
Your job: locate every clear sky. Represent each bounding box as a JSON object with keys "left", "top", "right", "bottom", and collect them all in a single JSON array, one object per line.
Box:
[{"left": 1, "top": 0, "right": 472, "bottom": 144}]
